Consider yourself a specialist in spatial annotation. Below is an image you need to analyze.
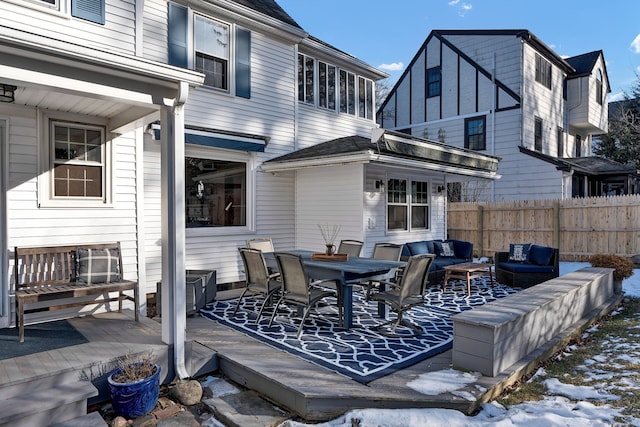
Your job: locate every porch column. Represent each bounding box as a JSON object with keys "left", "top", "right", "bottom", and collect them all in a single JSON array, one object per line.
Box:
[{"left": 159, "top": 100, "right": 187, "bottom": 377}]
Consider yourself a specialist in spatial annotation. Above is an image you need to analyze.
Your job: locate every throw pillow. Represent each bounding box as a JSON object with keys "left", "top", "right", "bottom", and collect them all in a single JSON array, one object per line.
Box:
[
  {"left": 76, "top": 247, "right": 121, "bottom": 284},
  {"left": 508, "top": 243, "right": 531, "bottom": 263},
  {"left": 529, "top": 245, "right": 555, "bottom": 266},
  {"left": 438, "top": 241, "right": 455, "bottom": 257}
]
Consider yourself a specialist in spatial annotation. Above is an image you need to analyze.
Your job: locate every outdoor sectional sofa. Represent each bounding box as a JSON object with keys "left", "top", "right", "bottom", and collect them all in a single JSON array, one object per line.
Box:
[
  {"left": 401, "top": 239, "right": 474, "bottom": 284},
  {"left": 494, "top": 244, "right": 559, "bottom": 288}
]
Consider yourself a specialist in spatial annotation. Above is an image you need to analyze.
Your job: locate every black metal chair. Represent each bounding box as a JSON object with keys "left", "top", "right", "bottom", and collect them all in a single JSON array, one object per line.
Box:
[
  {"left": 369, "top": 254, "right": 435, "bottom": 335},
  {"left": 268, "top": 252, "right": 342, "bottom": 338},
  {"left": 337, "top": 240, "right": 363, "bottom": 257},
  {"left": 233, "top": 247, "right": 281, "bottom": 322},
  {"left": 363, "top": 243, "right": 404, "bottom": 300}
]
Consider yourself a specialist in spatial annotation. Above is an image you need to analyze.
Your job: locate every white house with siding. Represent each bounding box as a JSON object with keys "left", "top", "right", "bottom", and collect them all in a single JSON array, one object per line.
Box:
[
  {"left": 1, "top": 0, "right": 500, "bottom": 375},
  {"left": 378, "top": 29, "right": 637, "bottom": 201}
]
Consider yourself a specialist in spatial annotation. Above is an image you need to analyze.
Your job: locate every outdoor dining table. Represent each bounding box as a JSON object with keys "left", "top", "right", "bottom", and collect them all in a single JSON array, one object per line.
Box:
[{"left": 264, "top": 250, "right": 405, "bottom": 329}]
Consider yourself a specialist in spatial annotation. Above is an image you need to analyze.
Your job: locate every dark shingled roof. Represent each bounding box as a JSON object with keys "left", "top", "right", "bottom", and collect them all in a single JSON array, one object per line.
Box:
[
  {"left": 565, "top": 50, "right": 602, "bottom": 78},
  {"left": 230, "top": 0, "right": 302, "bottom": 28},
  {"left": 265, "top": 135, "right": 376, "bottom": 162},
  {"left": 264, "top": 132, "right": 500, "bottom": 174},
  {"left": 561, "top": 156, "right": 639, "bottom": 175}
]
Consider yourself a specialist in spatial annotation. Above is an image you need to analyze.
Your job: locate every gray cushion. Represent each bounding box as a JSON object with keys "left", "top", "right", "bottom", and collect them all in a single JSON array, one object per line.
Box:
[{"left": 76, "top": 248, "right": 121, "bottom": 284}]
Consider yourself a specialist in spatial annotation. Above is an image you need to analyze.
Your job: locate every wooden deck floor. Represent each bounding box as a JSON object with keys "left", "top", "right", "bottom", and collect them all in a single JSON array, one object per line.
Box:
[{"left": 0, "top": 288, "right": 621, "bottom": 423}]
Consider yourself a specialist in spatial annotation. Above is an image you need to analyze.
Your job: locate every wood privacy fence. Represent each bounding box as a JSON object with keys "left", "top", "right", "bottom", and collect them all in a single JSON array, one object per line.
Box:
[{"left": 447, "top": 194, "right": 640, "bottom": 261}]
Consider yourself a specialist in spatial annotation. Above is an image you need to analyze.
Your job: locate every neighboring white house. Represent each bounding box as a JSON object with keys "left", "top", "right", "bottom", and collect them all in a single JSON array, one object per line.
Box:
[
  {"left": 0, "top": 0, "right": 500, "bottom": 364},
  {"left": 378, "top": 29, "right": 638, "bottom": 201}
]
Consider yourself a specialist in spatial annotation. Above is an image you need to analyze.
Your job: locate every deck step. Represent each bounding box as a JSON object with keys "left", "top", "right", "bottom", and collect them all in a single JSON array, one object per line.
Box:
[{"left": 0, "top": 380, "right": 98, "bottom": 427}]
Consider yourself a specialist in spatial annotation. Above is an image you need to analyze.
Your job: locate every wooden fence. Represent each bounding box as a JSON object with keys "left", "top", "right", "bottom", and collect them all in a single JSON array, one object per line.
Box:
[{"left": 447, "top": 194, "right": 640, "bottom": 261}]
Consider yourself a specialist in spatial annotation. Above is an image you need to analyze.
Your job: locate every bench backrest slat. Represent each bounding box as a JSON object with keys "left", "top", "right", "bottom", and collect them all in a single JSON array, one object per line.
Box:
[{"left": 14, "top": 242, "right": 123, "bottom": 289}]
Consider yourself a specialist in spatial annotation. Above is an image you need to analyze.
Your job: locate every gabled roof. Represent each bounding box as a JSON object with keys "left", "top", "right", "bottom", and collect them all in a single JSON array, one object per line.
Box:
[
  {"left": 262, "top": 130, "right": 501, "bottom": 181},
  {"left": 377, "top": 29, "right": 574, "bottom": 115},
  {"left": 565, "top": 50, "right": 609, "bottom": 92},
  {"left": 519, "top": 147, "right": 639, "bottom": 177},
  {"left": 231, "top": 0, "right": 302, "bottom": 28}
]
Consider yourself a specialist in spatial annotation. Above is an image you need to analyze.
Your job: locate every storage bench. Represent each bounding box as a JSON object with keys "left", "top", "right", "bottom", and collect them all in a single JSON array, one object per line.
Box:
[{"left": 14, "top": 242, "right": 139, "bottom": 342}]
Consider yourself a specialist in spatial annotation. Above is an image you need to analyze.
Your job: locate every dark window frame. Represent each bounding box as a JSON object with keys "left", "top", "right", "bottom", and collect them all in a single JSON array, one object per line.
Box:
[
  {"left": 535, "top": 53, "right": 552, "bottom": 89},
  {"left": 426, "top": 66, "right": 441, "bottom": 98},
  {"left": 534, "top": 116, "right": 543, "bottom": 152},
  {"left": 464, "top": 116, "right": 486, "bottom": 150}
]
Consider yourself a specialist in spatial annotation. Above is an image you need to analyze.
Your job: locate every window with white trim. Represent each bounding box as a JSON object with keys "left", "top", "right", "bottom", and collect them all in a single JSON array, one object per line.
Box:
[
  {"left": 168, "top": 3, "right": 251, "bottom": 98},
  {"left": 296, "top": 52, "right": 374, "bottom": 119},
  {"left": 195, "top": 15, "right": 230, "bottom": 90},
  {"left": 24, "top": 0, "right": 105, "bottom": 24},
  {"left": 38, "top": 113, "right": 111, "bottom": 207},
  {"left": 387, "top": 178, "right": 430, "bottom": 231},
  {"left": 185, "top": 147, "right": 252, "bottom": 229}
]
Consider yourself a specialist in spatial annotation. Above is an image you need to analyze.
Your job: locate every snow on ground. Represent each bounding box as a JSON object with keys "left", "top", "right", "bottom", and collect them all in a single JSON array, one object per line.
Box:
[{"left": 275, "top": 264, "right": 640, "bottom": 427}]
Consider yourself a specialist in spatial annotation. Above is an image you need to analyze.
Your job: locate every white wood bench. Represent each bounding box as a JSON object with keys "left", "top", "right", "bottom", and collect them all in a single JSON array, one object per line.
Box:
[
  {"left": 14, "top": 242, "right": 139, "bottom": 342},
  {"left": 452, "top": 267, "right": 615, "bottom": 376}
]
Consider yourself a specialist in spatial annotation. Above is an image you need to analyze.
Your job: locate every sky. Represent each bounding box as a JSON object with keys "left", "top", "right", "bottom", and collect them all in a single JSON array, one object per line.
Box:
[
  {"left": 202, "top": 263, "right": 640, "bottom": 427},
  {"left": 276, "top": 1, "right": 640, "bottom": 101}
]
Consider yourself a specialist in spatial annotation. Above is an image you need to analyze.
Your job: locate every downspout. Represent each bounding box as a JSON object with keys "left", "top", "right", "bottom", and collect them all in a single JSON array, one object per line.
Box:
[
  {"left": 161, "top": 81, "right": 190, "bottom": 380},
  {"left": 491, "top": 53, "right": 496, "bottom": 202}
]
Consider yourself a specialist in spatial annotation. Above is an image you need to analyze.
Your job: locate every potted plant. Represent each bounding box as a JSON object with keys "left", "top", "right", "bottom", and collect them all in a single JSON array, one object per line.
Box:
[
  {"left": 107, "top": 351, "right": 161, "bottom": 419},
  {"left": 589, "top": 254, "right": 634, "bottom": 294}
]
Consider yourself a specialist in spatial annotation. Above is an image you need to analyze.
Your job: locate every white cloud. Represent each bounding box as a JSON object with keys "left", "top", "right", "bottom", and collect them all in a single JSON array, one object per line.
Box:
[
  {"left": 378, "top": 62, "right": 404, "bottom": 71},
  {"left": 631, "top": 34, "right": 640, "bottom": 54},
  {"left": 449, "top": 0, "right": 472, "bottom": 17}
]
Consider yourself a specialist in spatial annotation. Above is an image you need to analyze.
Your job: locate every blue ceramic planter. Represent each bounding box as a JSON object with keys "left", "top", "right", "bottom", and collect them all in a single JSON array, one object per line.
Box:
[{"left": 107, "top": 364, "right": 161, "bottom": 419}]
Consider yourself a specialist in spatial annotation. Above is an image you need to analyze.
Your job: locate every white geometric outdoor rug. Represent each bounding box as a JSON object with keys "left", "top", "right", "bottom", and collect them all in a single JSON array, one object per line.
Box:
[{"left": 200, "top": 277, "right": 517, "bottom": 383}]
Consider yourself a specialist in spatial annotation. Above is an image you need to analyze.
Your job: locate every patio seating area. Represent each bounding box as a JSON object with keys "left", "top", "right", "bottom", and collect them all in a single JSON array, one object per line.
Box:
[{"left": 0, "top": 259, "right": 623, "bottom": 425}]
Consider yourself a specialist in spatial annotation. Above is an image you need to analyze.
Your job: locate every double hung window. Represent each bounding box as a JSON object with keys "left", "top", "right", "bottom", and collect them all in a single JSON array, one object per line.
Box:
[
  {"left": 464, "top": 116, "right": 486, "bottom": 150},
  {"left": 195, "top": 16, "right": 230, "bottom": 90},
  {"left": 387, "top": 178, "right": 430, "bottom": 231},
  {"left": 426, "top": 67, "right": 441, "bottom": 97}
]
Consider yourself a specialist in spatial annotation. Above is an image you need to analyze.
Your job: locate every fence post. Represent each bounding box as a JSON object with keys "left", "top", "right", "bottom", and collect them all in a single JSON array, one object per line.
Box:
[
  {"left": 553, "top": 201, "right": 560, "bottom": 250},
  {"left": 477, "top": 205, "right": 484, "bottom": 258}
]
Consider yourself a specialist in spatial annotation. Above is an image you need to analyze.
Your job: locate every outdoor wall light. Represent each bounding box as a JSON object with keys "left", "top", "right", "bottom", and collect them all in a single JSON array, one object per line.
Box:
[
  {"left": 436, "top": 185, "right": 445, "bottom": 193},
  {"left": 0, "top": 84, "right": 17, "bottom": 103},
  {"left": 375, "top": 179, "right": 385, "bottom": 192}
]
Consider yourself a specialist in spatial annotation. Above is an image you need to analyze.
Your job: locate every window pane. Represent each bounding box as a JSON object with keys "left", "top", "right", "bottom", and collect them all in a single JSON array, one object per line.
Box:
[
  {"left": 347, "top": 73, "right": 355, "bottom": 115},
  {"left": 318, "top": 62, "right": 327, "bottom": 108},
  {"left": 54, "top": 164, "right": 102, "bottom": 197},
  {"left": 358, "top": 76, "right": 366, "bottom": 118},
  {"left": 328, "top": 66, "right": 336, "bottom": 110},
  {"left": 195, "top": 16, "right": 229, "bottom": 59},
  {"left": 411, "top": 206, "right": 428, "bottom": 229},
  {"left": 186, "top": 157, "right": 246, "bottom": 227},
  {"left": 298, "top": 54, "right": 304, "bottom": 102},
  {"left": 339, "top": 70, "right": 347, "bottom": 113},
  {"left": 366, "top": 79, "right": 373, "bottom": 120},
  {"left": 305, "top": 56, "right": 314, "bottom": 104},
  {"left": 388, "top": 205, "right": 407, "bottom": 230},
  {"left": 412, "top": 181, "right": 429, "bottom": 204}
]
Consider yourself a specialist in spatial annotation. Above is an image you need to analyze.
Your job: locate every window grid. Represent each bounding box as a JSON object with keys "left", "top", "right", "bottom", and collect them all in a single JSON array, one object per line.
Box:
[
  {"left": 387, "top": 178, "right": 430, "bottom": 231},
  {"left": 195, "top": 15, "right": 230, "bottom": 90},
  {"left": 426, "top": 67, "right": 441, "bottom": 97},
  {"left": 52, "top": 123, "right": 104, "bottom": 198},
  {"left": 464, "top": 116, "right": 486, "bottom": 150}
]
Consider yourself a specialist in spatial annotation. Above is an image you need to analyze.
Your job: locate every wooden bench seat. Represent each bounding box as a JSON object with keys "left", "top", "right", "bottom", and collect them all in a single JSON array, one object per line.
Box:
[
  {"left": 451, "top": 267, "right": 615, "bottom": 376},
  {"left": 14, "top": 242, "right": 139, "bottom": 342}
]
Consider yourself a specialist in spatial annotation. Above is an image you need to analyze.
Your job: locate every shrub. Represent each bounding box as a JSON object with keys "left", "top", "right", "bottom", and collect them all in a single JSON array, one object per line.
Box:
[{"left": 589, "top": 254, "right": 634, "bottom": 281}]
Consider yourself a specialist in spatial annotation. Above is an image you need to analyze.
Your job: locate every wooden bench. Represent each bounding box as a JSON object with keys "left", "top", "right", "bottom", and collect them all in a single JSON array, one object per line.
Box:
[
  {"left": 14, "top": 242, "right": 139, "bottom": 342},
  {"left": 451, "top": 267, "right": 615, "bottom": 377}
]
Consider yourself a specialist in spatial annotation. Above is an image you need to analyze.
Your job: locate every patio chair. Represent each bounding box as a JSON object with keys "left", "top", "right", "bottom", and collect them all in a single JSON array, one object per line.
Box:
[
  {"left": 246, "top": 237, "right": 275, "bottom": 253},
  {"left": 233, "top": 247, "right": 281, "bottom": 321},
  {"left": 363, "top": 243, "right": 404, "bottom": 300},
  {"left": 369, "top": 253, "right": 435, "bottom": 335},
  {"left": 268, "top": 252, "right": 342, "bottom": 338},
  {"left": 338, "top": 240, "right": 363, "bottom": 257}
]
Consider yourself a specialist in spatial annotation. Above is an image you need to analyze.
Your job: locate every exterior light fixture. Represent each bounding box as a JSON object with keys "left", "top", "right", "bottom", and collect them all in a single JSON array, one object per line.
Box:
[{"left": 0, "top": 84, "right": 17, "bottom": 103}]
